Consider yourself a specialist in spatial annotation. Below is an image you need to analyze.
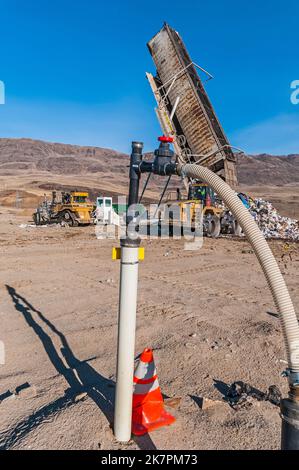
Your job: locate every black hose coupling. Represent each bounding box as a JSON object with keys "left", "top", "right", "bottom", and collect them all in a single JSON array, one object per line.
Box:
[{"left": 281, "top": 392, "right": 299, "bottom": 450}]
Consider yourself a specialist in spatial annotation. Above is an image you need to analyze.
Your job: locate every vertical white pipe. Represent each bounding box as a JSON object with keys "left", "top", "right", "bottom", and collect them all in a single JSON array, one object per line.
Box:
[{"left": 114, "top": 245, "right": 139, "bottom": 442}]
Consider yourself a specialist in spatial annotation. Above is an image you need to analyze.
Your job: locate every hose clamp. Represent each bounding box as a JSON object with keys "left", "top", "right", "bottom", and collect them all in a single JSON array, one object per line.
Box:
[
  {"left": 180, "top": 165, "right": 187, "bottom": 179},
  {"left": 282, "top": 369, "right": 299, "bottom": 386}
]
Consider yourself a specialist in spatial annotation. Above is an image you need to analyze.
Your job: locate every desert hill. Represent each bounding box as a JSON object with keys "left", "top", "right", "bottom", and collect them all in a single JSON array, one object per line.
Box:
[
  {"left": 0, "top": 138, "right": 298, "bottom": 218},
  {"left": 0, "top": 137, "right": 298, "bottom": 185}
]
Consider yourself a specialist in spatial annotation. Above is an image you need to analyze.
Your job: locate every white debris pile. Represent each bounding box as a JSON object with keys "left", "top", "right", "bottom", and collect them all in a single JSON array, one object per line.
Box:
[{"left": 249, "top": 198, "right": 299, "bottom": 241}]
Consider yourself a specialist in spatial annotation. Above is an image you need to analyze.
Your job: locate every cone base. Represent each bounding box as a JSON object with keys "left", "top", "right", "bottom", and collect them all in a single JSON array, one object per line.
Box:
[{"left": 132, "top": 409, "right": 175, "bottom": 436}]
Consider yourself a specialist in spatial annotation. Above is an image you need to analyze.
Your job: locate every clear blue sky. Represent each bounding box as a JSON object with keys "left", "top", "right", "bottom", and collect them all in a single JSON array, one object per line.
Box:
[{"left": 0, "top": 0, "right": 298, "bottom": 154}]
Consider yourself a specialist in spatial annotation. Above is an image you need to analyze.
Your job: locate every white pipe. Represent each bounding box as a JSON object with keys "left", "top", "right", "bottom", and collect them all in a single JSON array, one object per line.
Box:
[
  {"left": 114, "top": 245, "right": 139, "bottom": 442},
  {"left": 179, "top": 163, "right": 299, "bottom": 375}
]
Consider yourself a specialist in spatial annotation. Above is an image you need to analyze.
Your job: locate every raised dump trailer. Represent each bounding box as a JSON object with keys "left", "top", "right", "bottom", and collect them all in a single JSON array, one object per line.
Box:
[{"left": 147, "top": 23, "right": 238, "bottom": 188}]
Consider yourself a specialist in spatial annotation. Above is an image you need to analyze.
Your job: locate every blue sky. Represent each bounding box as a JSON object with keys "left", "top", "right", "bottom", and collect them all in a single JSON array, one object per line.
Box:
[{"left": 0, "top": 0, "right": 298, "bottom": 154}]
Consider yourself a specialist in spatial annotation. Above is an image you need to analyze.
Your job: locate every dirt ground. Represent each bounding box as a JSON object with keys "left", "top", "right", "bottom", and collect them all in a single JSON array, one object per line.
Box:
[{"left": 0, "top": 208, "right": 298, "bottom": 450}]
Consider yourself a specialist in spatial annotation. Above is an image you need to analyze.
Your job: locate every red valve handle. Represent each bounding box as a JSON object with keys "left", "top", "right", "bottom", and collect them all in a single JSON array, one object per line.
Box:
[{"left": 158, "top": 136, "right": 174, "bottom": 143}]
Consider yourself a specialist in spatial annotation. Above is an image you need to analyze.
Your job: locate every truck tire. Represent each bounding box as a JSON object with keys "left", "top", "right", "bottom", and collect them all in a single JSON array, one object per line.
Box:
[
  {"left": 205, "top": 214, "right": 221, "bottom": 238},
  {"left": 33, "top": 212, "right": 41, "bottom": 225},
  {"left": 61, "top": 210, "right": 74, "bottom": 226}
]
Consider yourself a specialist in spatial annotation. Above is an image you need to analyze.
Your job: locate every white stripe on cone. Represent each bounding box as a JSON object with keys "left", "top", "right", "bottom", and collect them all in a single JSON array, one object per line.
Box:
[{"left": 134, "top": 359, "right": 156, "bottom": 380}]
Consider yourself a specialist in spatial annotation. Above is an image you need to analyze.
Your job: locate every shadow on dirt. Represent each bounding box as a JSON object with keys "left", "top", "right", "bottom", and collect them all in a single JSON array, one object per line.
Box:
[{"left": 1, "top": 286, "right": 156, "bottom": 450}]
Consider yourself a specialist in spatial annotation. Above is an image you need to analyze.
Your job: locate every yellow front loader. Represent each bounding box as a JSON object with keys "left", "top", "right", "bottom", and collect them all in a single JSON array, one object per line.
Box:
[{"left": 33, "top": 191, "right": 94, "bottom": 226}]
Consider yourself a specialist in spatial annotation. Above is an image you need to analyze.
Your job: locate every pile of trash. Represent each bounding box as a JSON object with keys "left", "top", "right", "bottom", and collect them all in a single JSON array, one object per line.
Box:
[
  {"left": 249, "top": 198, "right": 299, "bottom": 241},
  {"left": 216, "top": 192, "right": 299, "bottom": 240}
]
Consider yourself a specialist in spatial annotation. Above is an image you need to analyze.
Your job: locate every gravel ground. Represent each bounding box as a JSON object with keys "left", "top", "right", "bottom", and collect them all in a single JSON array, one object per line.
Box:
[{"left": 0, "top": 211, "right": 298, "bottom": 450}]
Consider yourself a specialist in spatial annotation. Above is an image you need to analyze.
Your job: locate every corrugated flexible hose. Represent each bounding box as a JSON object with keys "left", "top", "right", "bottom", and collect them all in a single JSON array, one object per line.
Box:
[{"left": 179, "top": 163, "right": 299, "bottom": 375}]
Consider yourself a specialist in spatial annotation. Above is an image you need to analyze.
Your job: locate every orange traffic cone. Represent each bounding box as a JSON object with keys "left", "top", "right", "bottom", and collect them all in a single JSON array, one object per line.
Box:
[{"left": 132, "top": 348, "right": 175, "bottom": 436}]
